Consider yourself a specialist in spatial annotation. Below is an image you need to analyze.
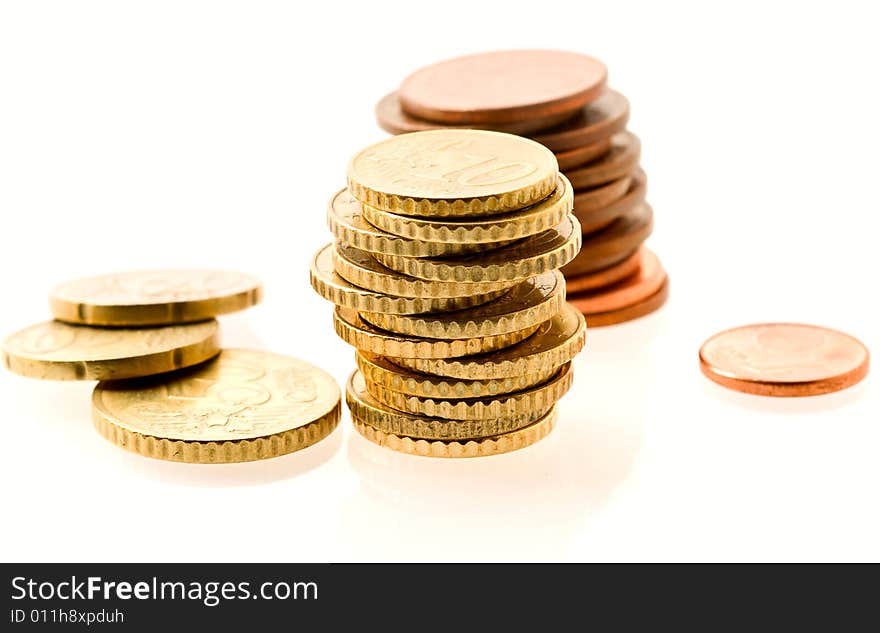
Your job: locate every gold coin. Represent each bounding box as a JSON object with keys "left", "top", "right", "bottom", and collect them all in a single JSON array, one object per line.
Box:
[
  {"left": 352, "top": 405, "right": 557, "bottom": 458},
  {"left": 327, "top": 189, "right": 511, "bottom": 257},
  {"left": 347, "top": 129, "right": 558, "bottom": 217},
  {"left": 347, "top": 371, "right": 553, "bottom": 440},
  {"left": 92, "top": 349, "right": 341, "bottom": 463},
  {"left": 332, "top": 242, "right": 514, "bottom": 299},
  {"left": 333, "top": 307, "right": 538, "bottom": 359},
  {"left": 365, "top": 362, "right": 572, "bottom": 420},
  {"left": 392, "top": 302, "right": 585, "bottom": 379},
  {"left": 49, "top": 270, "right": 262, "bottom": 326},
  {"left": 3, "top": 320, "right": 220, "bottom": 381},
  {"left": 309, "top": 244, "right": 500, "bottom": 314},
  {"left": 356, "top": 350, "right": 559, "bottom": 398},
  {"left": 361, "top": 175, "right": 573, "bottom": 245},
  {"left": 374, "top": 215, "right": 581, "bottom": 283},
  {"left": 361, "top": 271, "right": 564, "bottom": 339}
]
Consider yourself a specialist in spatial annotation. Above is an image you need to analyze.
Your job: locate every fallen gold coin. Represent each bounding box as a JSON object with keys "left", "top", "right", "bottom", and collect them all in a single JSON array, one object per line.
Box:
[
  {"left": 49, "top": 270, "right": 262, "bottom": 327},
  {"left": 3, "top": 320, "right": 220, "bottom": 381},
  {"left": 92, "top": 349, "right": 341, "bottom": 463}
]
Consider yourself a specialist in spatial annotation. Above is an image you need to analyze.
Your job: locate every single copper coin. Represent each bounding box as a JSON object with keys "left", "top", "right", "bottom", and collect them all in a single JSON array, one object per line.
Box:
[
  {"left": 555, "top": 137, "right": 613, "bottom": 170},
  {"left": 699, "top": 323, "right": 870, "bottom": 397},
  {"left": 584, "top": 277, "right": 668, "bottom": 327},
  {"left": 375, "top": 92, "right": 577, "bottom": 137},
  {"left": 565, "top": 247, "right": 642, "bottom": 294},
  {"left": 572, "top": 175, "right": 631, "bottom": 214},
  {"left": 531, "top": 90, "right": 630, "bottom": 152},
  {"left": 561, "top": 202, "right": 653, "bottom": 277},
  {"left": 398, "top": 50, "right": 607, "bottom": 126},
  {"left": 576, "top": 168, "right": 646, "bottom": 235},
  {"left": 567, "top": 249, "right": 665, "bottom": 313},
  {"left": 565, "top": 131, "right": 640, "bottom": 189}
]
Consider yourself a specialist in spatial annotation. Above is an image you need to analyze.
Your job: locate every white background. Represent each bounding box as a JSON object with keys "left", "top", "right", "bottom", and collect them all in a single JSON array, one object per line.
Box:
[{"left": 1, "top": 0, "right": 877, "bottom": 562}]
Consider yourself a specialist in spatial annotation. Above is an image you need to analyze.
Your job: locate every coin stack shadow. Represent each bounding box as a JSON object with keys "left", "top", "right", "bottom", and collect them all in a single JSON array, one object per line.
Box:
[
  {"left": 375, "top": 50, "right": 668, "bottom": 326},
  {"left": 310, "top": 130, "right": 587, "bottom": 457}
]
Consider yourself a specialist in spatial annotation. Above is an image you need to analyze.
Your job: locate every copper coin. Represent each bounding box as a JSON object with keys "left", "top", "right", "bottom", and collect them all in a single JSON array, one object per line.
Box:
[
  {"left": 375, "top": 91, "right": 577, "bottom": 137},
  {"left": 572, "top": 174, "right": 631, "bottom": 214},
  {"left": 530, "top": 90, "right": 630, "bottom": 152},
  {"left": 565, "top": 131, "right": 640, "bottom": 189},
  {"left": 555, "top": 137, "right": 613, "bottom": 170},
  {"left": 398, "top": 50, "right": 607, "bottom": 126},
  {"left": 567, "top": 249, "right": 665, "bottom": 313},
  {"left": 562, "top": 202, "right": 653, "bottom": 277},
  {"left": 699, "top": 323, "right": 870, "bottom": 397},
  {"left": 584, "top": 278, "right": 668, "bottom": 327},
  {"left": 577, "top": 168, "right": 647, "bottom": 235},
  {"left": 565, "top": 247, "right": 643, "bottom": 294}
]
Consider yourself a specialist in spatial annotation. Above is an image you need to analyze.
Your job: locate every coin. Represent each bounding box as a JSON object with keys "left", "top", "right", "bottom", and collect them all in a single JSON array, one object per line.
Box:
[
  {"left": 397, "top": 50, "right": 607, "bottom": 125},
  {"left": 375, "top": 215, "right": 581, "bottom": 283},
  {"left": 585, "top": 278, "right": 668, "bottom": 327},
  {"left": 333, "top": 307, "right": 539, "bottom": 359},
  {"left": 699, "top": 323, "right": 870, "bottom": 397},
  {"left": 555, "top": 138, "right": 613, "bottom": 171},
  {"left": 576, "top": 168, "right": 646, "bottom": 235},
  {"left": 375, "top": 91, "right": 576, "bottom": 137},
  {"left": 347, "top": 371, "right": 552, "bottom": 440},
  {"left": 310, "top": 244, "right": 501, "bottom": 314},
  {"left": 565, "top": 131, "right": 640, "bottom": 189},
  {"left": 356, "top": 351, "right": 559, "bottom": 398},
  {"left": 331, "top": 242, "right": 514, "bottom": 299},
  {"left": 565, "top": 247, "right": 642, "bottom": 294},
  {"left": 49, "top": 270, "right": 262, "bottom": 326},
  {"left": 347, "top": 129, "right": 558, "bottom": 217},
  {"left": 91, "top": 349, "right": 341, "bottom": 463},
  {"left": 365, "top": 362, "right": 572, "bottom": 420},
  {"left": 360, "top": 175, "right": 573, "bottom": 245},
  {"left": 352, "top": 405, "right": 556, "bottom": 458},
  {"left": 571, "top": 174, "right": 631, "bottom": 214},
  {"left": 562, "top": 203, "right": 653, "bottom": 277},
  {"left": 361, "top": 271, "right": 564, "bottom": 339},
  {"left": 568, "top": 249, "right": 666, "bottom": 314},
  {"left": 392, "top": 302, "right": 586, "bottom": 379},
  {"left": 328, "top": 189, "right": 502, "bottom": 257},
  {"left": 531, "top": 90, "right": 630, "bottom": 152},
  {"left": 3, "top": 320, "right": 220, "bottom": 381}
]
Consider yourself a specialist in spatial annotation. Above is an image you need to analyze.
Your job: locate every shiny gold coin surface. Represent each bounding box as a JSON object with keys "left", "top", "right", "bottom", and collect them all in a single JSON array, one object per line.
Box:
[
  {"left": 361, "top": 175, "right": 573, "bottom": 245},
  {"left": 565, "top": 131, "right": 640, "bottom": 189},
  {"left": 347, "top": 371, "right": 552, "bottom": 440},
  {"left": 699, "top": 323, "right": 869, "bottom": 397},
  {"left": 361, "top": 271, "right": 564, "bottom": 339},
  {"left": 366, "top": 362, "right": 572, "bottom": 420},
  {"left": 352, "top": 405, "right": 557, "bottom": 458},
  {"left": 50, "top": 270, "right": 262, "bottom": 327},
  {"left": 347, "top": 129, "right": 558, "bottom": 217},
  {"left": 332, "top": 242, "right": 515, "bottom": 300},
  {"left": 3, "top": 320, "right": 220, "bottom": 381},
  {"left": 375, "top": 215, "right": 581, "bottom": 283},
  {"left": 310, "top": 244, "right": 499, "bottom": 314},
  {"left": 92, "top": 349, "right": 341, "bottom": 463},
  {"left": 356, "top": 351, "right": 559, "bottom": 399},
  {"left": 333, "top": 307, "right": 539, "bottom": 359},
  {"left": 393, "top": 302, "right": 586, "bottom": 379},
  {"left": 585, "top": 278, "right": 669, "bottom": 327}
]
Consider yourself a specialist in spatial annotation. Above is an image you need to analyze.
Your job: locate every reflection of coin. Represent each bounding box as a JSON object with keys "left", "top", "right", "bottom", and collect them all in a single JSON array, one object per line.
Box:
[
  {"left": 92, "top": 349, "right": 341, "bottom": 462},
  {"left": 3, "top": 320, "right": 220, "bottom": 381},
  {"left": 347, "top": 130, "right": 558, "bottom": 217},
  {"left": 699, "top": 323, "right": 869, "bottom": 397},
  {"left": 50, "top": 270, "right": 262, "bottom": 326}
]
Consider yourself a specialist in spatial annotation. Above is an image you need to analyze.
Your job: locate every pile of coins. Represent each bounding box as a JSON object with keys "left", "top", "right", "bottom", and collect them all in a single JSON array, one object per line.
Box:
[
  {"left": 310, "top": 129, "right": 586, "bottom": 457},
  {"left": 2, "top": 271, "right": 341, "bottom": 463},
  {"left": 375, "top": 49, "right": 668, "bottom": 326}
]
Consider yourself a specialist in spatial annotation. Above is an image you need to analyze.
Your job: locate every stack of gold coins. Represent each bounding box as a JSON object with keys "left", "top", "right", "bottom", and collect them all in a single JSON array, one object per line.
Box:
[
  {"left": 375, "top": 49, "right": 667, "bottom": 326},
  {"left": 310, "top": 129, "right": 587, "bottom": 457},
  {"left": 3, "top": 272, "right": 342, "bottom": 463}
]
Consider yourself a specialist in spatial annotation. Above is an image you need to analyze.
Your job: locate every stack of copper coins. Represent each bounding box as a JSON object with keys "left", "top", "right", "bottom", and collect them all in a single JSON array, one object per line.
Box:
[
  {"left": 375, "top": 49, "right": 667, "bottom": 326},
  {"left": 310, "top": 129, "right": 586, "bottom": 457}
]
